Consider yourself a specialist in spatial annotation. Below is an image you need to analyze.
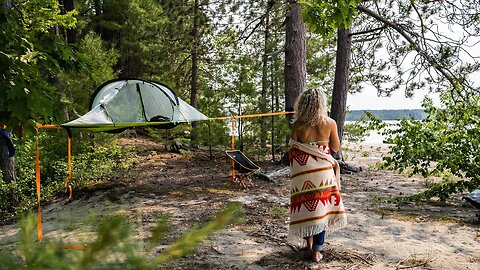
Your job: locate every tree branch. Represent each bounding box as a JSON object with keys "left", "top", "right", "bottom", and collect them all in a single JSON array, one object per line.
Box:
[
  {"left": 264, "top": 48, "right": 284, "bottom": 57},
  {"left": 357, "top": 4, "right": 459, "bottom": 89},
  {"left": 237, "top": 15, "right": 265, "bottom": 43},
  {"left": 350, "top": 24, "right": 386, "bottom": 37}
]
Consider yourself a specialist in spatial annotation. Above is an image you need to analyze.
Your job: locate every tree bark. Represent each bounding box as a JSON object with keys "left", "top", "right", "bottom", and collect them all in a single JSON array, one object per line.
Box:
[
  {"left": 190, "top": 0, "right": 199, "bottom": 148},
  {"left": 270, "top": 38, "right": 277, "bottom": 162},
  {"left": 260, "top": 1, "right": 271, "bottom": 149},
  {"left": 330, "top": 28, "right": 352, "bottom": 146},
  {"left": 94, "top": 0, "right": 102, "bottom": 16},
  {"left": 63, "top": 0, "right": 77, "bottom": 44},
  {"left": 284, "top": 0, "right": 306, "bottom": 127}
]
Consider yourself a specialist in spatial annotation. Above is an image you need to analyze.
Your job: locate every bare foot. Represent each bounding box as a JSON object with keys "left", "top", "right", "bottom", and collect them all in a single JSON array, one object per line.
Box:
[
  {"left": 306, "top": 236, "right": 313, "bottom": 250},
  {"left": 312, "top": 250, "right": 323, "bottom": 262}
]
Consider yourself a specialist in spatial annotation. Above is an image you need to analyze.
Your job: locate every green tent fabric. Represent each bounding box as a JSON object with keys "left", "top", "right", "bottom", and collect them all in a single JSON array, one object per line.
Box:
[{"left": 62, "top": 79, "right": 208, "bottom": 132}]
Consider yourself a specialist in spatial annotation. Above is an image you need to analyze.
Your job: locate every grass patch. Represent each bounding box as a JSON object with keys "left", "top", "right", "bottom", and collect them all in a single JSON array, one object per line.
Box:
[{"left": 270, "top": 204, "right": 286, "bottom": 218}]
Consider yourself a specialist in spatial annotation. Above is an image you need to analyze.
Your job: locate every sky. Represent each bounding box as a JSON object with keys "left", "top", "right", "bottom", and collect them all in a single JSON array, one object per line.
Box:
[{"left": 346, "top": 87, "right": 441, "bottom": 110}]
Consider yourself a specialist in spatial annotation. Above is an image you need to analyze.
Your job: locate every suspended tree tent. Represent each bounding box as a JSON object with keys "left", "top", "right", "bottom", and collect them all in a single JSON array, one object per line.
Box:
[
  {"left": 34, "top": 78, "right": 209, "bottom": 243},
  {"left": 61, "top": 78, "right": 208, "bottom": 132}
]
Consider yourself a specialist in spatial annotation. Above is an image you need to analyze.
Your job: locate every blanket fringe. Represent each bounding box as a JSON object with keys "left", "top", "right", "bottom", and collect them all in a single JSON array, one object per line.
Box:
[{"left": 287, "top": 216, "right": 347, "bottom": 246}]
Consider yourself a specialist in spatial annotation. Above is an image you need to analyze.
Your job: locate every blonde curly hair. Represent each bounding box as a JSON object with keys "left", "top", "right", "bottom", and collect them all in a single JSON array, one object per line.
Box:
[{"left": 292, "top": 88, "right": 327, "bottom": 128}]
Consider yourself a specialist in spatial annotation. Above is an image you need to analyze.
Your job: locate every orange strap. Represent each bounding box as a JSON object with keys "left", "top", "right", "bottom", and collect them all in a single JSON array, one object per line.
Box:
[
  {"left": 62, "top": 245, "right": 91, "bottom": 250},
  {"left": 35, "top": 124, "right": 74, "bottom": 242},
  {"left": 35, "top": 128, "right": 43, "bottom": 242},
  {"left": 35, "top": 124, "right": 61, "bottom": 129},
  {"left": 64, "top": 136, "right": 72, "bottom": 201},
  {"left": 210, "top": 111, "right": 294, "bottom": 120},
  {"left": 45, "top": 244, "right": 91, "bottom": 251}
]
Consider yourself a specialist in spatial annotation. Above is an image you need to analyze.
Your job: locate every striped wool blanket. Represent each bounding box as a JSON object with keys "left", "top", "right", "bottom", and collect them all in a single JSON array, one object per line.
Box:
[{"left": 287, "top": 139, "right": 347, "bottom": 245}]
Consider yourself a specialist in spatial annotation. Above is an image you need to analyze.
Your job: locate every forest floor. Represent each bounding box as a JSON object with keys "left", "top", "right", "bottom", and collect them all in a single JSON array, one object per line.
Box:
[{"left": 1, "top": 137, "right": 480, "bottom": 269}]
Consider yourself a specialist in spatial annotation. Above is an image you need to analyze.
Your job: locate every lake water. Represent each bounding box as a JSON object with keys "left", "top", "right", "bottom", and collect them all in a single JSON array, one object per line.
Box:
[{"left": 344, "top": 120, "right": 399, "bottom": 144}]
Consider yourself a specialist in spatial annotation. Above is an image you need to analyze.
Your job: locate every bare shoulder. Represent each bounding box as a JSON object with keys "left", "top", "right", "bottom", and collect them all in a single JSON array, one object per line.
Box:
[{"left": 324, "top": 116, "right": 338, "bottom": 128}]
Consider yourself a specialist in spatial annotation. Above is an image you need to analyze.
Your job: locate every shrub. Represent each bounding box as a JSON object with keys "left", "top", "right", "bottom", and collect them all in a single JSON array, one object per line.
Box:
[
  {"left": 0, "top": 131, "right": 137, "bottom": 223},
  {"left": 383, "top": 94, "right": 480, "bottom": 201}
]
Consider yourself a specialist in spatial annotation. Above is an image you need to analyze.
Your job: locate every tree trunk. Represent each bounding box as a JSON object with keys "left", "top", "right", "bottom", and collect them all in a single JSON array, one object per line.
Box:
[
  {"left": 63, "top": 0, "right": 77, "bottom": 44},
  {"left": 270, "top": 43, "right": 276, "bottom": 162},
  {"left": 94, "top": 0, "right": 102, "bottom": 16},
  {"left": 48, "top": 72, "right": 70, "bottom": 121},
  {"left": 190, "top": 0, "right": 199, "bottom": 148},
  {"left": 330, "top": 28, "right": 351, "bottom": 147},
  {"left": 284, "top": 0, "right": 306, "bottom": 127},
  {"left": 260, "top": 1, "right": 272, "bottom": 149}
]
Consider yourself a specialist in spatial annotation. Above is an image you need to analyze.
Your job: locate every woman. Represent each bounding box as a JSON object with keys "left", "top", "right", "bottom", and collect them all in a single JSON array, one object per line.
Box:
[{"left": 288, "top": 88, "right": 347, "bottom": 262}]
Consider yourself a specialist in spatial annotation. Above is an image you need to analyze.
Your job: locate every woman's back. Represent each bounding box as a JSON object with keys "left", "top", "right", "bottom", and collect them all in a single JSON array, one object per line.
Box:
[{"left": 291, "top": 116, "right": 340, "bottom": 153}]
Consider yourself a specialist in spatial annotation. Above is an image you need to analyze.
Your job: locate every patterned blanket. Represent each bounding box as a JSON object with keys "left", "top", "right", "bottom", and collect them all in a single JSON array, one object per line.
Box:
[{"left": 287, "top": 139, "right": 347, "bottom": 245}]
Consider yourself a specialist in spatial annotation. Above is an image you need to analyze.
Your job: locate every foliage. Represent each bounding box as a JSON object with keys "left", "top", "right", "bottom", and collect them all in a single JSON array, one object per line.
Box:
[
  {"left": 343, "top": 122, "right": 368, "bottom": 143},
  {"left": 343, "top": 112, "right": 385, "bottom": 143},
  {"left": 306, "top": 34, "right": 336, "bottom": 90},
  {"left": 301, "top": 0, "right": 362, "bottom": 36},
  {"left": 348, "top": 0, "right": 480, "bottom": 96},
  {"left": 0, "top": 132, "right": 137, "bottom": 223},
  {"left": 383, "top": 93, "right": 480, "bottom": 201},
  {"left": 0, "top": 0, "right": 80, "bottom": 128},
  {"left": 58, "top": 32, "right": 119, "bottom": 117},
  {"left": 0, "top": 203, "right": 242, "bottom": 269}
]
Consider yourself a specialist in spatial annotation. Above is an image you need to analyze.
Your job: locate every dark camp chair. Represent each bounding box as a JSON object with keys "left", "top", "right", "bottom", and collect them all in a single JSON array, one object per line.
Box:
[
  {"left": 464, "top": 189, "right": 480, "bottom": 220},
  {"left": 225, "top": 150, "right": 260, "bottom": 189}
]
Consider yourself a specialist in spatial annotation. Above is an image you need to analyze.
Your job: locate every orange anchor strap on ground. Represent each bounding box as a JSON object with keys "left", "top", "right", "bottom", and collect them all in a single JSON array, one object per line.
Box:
[
  {"left": 64, "top": 136, "right": 73, "bottom": 200},
  {"left": 35, "top": 128, "right": 43, "bottom": 242},
  {"left": 35, "top": 124, "right": 74, "bottom": 242},
  {"left": 62, "top": 245, "right": 91, "bottom": 250}
]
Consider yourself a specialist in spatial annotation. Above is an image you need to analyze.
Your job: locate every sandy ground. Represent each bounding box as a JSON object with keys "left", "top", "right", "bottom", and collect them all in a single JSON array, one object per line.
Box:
[{"left": 0, "top": 138, "right": 479, "bottom": 270}]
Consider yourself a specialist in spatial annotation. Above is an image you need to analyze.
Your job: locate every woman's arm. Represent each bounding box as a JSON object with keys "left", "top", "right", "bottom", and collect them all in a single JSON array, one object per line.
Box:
[
  {"left": 291, "top": 124, "right": 298, "bottom": 140},
  {"left": 329, "top": 120, "right": 340, "bottom": 153}
]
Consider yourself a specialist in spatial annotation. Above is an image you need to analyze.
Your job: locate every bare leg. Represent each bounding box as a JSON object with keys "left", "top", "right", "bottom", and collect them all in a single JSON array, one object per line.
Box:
[
  {"left": 305, "top": 236, "right": 313, "bottom": 250},
  {"left": 312, "top": 231, "right": 325, "bottom": 262}
]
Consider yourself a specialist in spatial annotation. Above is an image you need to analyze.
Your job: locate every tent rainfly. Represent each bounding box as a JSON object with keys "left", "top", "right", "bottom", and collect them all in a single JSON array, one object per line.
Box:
[{"left": 62, "top": 79, "right": 208, "bottom": 132}]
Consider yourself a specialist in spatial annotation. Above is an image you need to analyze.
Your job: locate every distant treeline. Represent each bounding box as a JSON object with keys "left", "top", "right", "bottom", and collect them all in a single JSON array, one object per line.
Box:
[{"left": 345, "top": 109, "right": 427, "bottom": 121}]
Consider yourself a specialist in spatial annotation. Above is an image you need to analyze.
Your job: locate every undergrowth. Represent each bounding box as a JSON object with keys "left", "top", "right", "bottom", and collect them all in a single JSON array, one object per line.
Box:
[
  {"left": 0, "top": 203, "right": 242, "bottom": 269},
  {"left": 0, "top": 131, "right": 138, "bottom": 223}
]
